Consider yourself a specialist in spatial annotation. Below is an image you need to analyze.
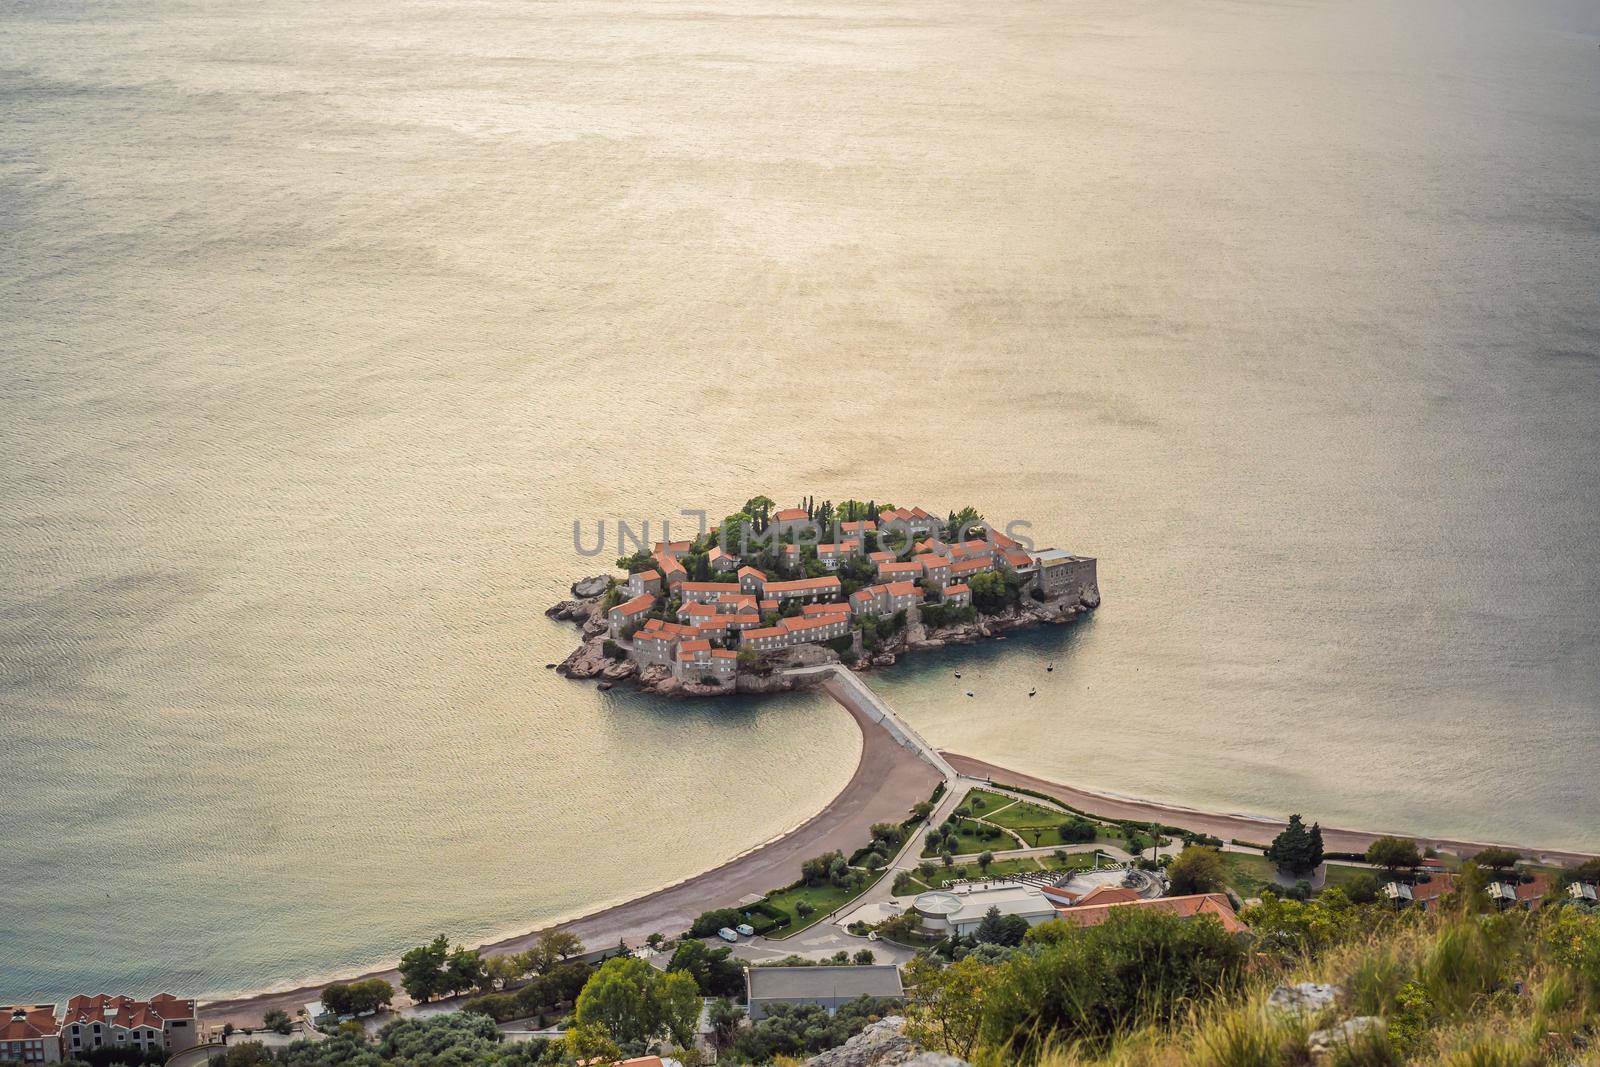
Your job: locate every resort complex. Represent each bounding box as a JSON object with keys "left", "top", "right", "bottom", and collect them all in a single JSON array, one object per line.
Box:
[{"left": 556, "top": 497, "right": 1099, "bottom": 692}]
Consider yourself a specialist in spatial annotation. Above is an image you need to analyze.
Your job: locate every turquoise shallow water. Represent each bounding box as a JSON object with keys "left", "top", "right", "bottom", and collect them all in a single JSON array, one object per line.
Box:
[{"left": 3, "top": 0, "right": 1599, "bottom": 1002}]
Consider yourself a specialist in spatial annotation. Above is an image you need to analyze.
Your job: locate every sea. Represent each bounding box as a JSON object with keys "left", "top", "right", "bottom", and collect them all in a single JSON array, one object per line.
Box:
[{"left": 2, "top": 0, "right": 1598, "bottom": 1001}]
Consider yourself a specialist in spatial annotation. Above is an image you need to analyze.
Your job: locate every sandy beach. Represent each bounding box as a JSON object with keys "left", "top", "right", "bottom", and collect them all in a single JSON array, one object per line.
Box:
[
  {"left": 199, "top": 702, "right": 941, "bottom": 1027},
  {"left": 199, "top": 704, "right": 1595, "bottom": 1029},
  {"left": 944, "top": 753, "right": 1599, "bottom": 868}
]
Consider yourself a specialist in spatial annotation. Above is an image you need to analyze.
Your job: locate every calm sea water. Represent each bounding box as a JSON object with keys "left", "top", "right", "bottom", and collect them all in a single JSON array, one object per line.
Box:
[{"left": 3, "top": 0, "right": 1598, "bottom": 1001}]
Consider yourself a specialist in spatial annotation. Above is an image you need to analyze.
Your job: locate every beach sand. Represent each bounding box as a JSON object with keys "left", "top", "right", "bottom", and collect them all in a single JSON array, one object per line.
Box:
[{"left": 199, "top": 701, "right": 941, "bottom": 1027}]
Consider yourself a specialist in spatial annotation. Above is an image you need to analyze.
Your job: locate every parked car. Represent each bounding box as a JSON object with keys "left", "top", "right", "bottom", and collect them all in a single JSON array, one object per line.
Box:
[
  {"left": 736, "top": 923, "right": 755, "bottom": 937},
  {"left": 717, "top": 927, "right": 738, "bottom": 942}
]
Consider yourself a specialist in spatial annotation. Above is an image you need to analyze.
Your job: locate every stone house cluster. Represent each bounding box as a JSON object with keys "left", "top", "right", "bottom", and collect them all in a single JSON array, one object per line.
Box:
[
  {"left": 1, "top": 995, "right": 199, "bottom": 1065},
  {"left": 602, "top": 504, "right": 1098, "bottom": 686}
]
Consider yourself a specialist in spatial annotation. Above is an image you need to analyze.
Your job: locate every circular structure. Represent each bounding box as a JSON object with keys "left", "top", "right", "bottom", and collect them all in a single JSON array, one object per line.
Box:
[{"left": 911, "top": 891, "right": 964, "bottom": 933}]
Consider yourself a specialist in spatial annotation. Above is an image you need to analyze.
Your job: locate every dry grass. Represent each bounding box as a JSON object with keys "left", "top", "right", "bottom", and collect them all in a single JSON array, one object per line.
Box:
[{"left": 1011, "top": 906, "right": 1600, "bottom": 1067}]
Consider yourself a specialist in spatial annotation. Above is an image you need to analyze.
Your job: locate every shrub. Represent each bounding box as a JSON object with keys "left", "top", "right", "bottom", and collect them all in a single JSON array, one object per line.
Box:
[{"left": 981, "top": 907, "right": 1247, "bottom": 1057}]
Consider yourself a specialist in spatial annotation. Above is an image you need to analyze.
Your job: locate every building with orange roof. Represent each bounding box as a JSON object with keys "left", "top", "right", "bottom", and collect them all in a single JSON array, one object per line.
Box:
[
  {"left": 707, "top": 545, "right": 739, "bottom": 572},
  {"left": 737, "top": 566, "right": 768, "bottom": 595},
  {"left": 816, "top": 539, "right": 864, "bottom": 570},
  {"left": 607, "top": 592, "right": 656, "bottom": 638},
  {"left": 740, "top": 612, "right": 853, "bottom": 653},
  {"left": 679, "top": 581, "right": 740, "bottom": 604},
  {"left": 631, "top": 618, "right": 697, "bottom": 667},
  {"left": 59, "top": 994, "right": 198, "bottom": 1059},
  {"left": 948, "top": 556, "right": 993, "bottom": 582},
  {"left": 914, "top": 553, "right": 950, "bottom": 586},
  {"left": 876, "top": 560, "right": 921, "bottom": 581},
  {"left": 761, "top": 575, "right": 841, "bottom": 604},
  {"left": 840, "top": 520, "right": 876, "bottom": 536},
  {"left": 672, "top": 640, "right": 738, "bottom": 684},
  {"left": 878, "top": 507, "right": 940, "bottom": 538},
  {"left": 800, "top": 602, "right": 852, "bottom": 619},
  {"left": 943, "top": 583, "right": 971, "bottom": 608},
  {"left": 651, "top": 549, "right": 687, "bottom": 586},
  {"left": 652, "top": 540, "right": 693, "bottom": 559},
  {"left": 1, "top": 1005, "right": 61, "bottom": 1064},
  {"left": 624, "top": 569, "right": 662, "bottom": 598},
  {"left": 1050, "top": 893, "right": 1248, "bottom": 936},
  {"left": 849, "top": 581, "right": 923, "bottom": 617}
]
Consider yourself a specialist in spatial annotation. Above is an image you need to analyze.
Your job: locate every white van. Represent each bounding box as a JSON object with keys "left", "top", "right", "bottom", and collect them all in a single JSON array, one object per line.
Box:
[
  {"left": 736, "top": 923, "right": 755, "bottom": 937},
  {"left": 717, "top": 927, "right": 738, "bottom": 942}
]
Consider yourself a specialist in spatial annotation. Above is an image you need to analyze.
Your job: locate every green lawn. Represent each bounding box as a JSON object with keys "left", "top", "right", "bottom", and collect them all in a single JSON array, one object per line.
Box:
[
  {"left": 1323, "top": 862, "right": 1380, "bottom": 889},
  {"left": 762, "top": 881, "right": 871, "bottom": 939},
  {"left": 1219, "top": 853, "right": 1281, "bottom": 897},
  {"left": 1219, "top": 853, "right": 1376, "bottom": 897},
  {"left": 964, "top": 789, "right": 1123, "bottom": 849}
]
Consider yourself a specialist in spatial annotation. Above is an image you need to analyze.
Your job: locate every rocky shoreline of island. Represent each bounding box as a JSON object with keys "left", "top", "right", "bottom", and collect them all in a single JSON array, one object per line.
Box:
[{"left": 546, "top": 578, "right": 1099, "bottom": 698}]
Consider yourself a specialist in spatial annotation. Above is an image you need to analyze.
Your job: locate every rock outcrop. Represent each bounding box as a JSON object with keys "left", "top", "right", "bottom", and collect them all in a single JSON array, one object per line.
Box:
[
  {"left": 804, "top": 1016, "right": 968, "bottom": 1067},
  {"left": 557, "top": 637, "right": 626, "bottom": 679},
  {"left": 570, "top": 575, "right": 610, "bottom": 598},
  {"left": 546, "top": 586, "right": 1099, "bottom": 695}
]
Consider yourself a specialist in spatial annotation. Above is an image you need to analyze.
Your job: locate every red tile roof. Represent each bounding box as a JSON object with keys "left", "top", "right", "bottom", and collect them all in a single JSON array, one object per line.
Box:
[
  {"left": 612, "top": 593, "right": 655, "bottom": 616},
  {"left": 629, "top": 569, "right": 661, "bottom": 583},
  {"left": 945, "top": 583, "right": 970, "bottom": 596},
  {"left": 1, "top": 1006, "right": 60, "bottom": 1041},
  {"left": 780, "top": 615, "right": 850, "bottom": 634},
  {"left": 677, "top": 640, "right": 711, "bottom": 653},
  {"left": 802, "top": 602, "right": 852, "bottom": 616},
  {"left": 763, "top": 576, "right": 842, "bottom": 595},
  {"left": 1052, "top": 894, "right": 1248, "bottom": 935},
  {"left": 773, "top": 508, "right": 808, "bottom": 522},
  {"left": 738, "top": 566, "right": 767, "bottom": 580},
  {"left": 883, "top": 581, "right": 921, "bottom": 597}
]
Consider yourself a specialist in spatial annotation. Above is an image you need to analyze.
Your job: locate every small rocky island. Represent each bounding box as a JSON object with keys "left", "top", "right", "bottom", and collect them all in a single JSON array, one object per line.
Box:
[{"left": 546, "top": 497, "right": 1099, "bottom": 697}]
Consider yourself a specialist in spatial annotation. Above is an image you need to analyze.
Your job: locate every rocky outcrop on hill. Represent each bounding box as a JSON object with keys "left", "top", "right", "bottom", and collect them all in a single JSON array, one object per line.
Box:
[{"left": 805, "top": 1016, "right": 967, "bottom": 1067}]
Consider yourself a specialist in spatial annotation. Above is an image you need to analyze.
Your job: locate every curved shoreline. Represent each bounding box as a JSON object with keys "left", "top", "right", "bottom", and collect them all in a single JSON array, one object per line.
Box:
[
  {"left": 943, "top": 753, "right": 1599, "bottom": 867},
  {"left": 199, "top": 701, "right": 941, "bottom": 1026},
  {"left": 200, "top": 708, "right": 1595, "bottom": 1027}
]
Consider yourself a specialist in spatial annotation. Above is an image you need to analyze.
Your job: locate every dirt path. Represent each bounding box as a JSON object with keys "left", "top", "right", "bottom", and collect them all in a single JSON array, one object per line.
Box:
[
  {"left": 200, "top": 703, "right": 939, "bottom": 1028},
  {"left": 944, "top": 753, "right": 1599, "bottom": 867}
]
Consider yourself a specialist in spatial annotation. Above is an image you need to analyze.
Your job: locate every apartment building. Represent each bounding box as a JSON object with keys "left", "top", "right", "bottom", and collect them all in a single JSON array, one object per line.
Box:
[
  {"left": 625, "top": 570, "right": 662, "bottom": 598},
  {"left": 608, "top": 593, "right": 655, "bottom": 638},
  {"left": 631, "top": 618, "right": 697, "bottom": 666},
  {"left": 59, "top": 995, "right": 199, "bottom": 1060},
  {"left": 740, "top": 613, "right": 852, "bottom": 653},
  {"left": 679, "top": 581, "right": 741, "bottom": 605},
  {"left": 760, "top": 576, "right": 842, "bottom": 604},
  {"left": 1, "top": 1006, "right": 60, "bottom": 1065}
]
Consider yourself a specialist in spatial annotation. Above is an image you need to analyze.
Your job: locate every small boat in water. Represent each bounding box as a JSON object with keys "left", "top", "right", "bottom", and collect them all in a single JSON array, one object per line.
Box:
[
  {"left": 965, "top": 690, "right": 975, "bottom": 697},
  {"left": 1046, "top": 662, "right": 1054, "bottom": 672},
  {"left": 1028, "top": 687, "right": 1036, "bottom": 697},
  {"left": 954, "top": 671, "right": 961, "bottom": 679}
]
